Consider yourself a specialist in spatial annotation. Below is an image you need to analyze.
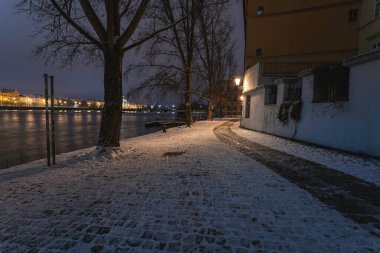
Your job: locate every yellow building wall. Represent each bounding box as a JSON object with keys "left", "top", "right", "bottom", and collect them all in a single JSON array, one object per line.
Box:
[
  {"left": 244, "top": 0, "right": 362, "bottom": 68},
  {"left": 359, "top": 0, "right": 380, "bottom": 53}
]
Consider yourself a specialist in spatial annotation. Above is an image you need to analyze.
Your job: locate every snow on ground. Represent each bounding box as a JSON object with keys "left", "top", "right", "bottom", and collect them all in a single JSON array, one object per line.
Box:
[
  {"left": 0, "top": 121, "right": 379, "bottom": 252},
  {"left": 232, "top": 123, "right": 380, "bottom": 187}
]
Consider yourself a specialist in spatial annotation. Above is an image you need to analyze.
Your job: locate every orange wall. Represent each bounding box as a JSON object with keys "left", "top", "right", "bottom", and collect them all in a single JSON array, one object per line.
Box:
[{"left": 245, "top": 0, "right": 362, "bottom": 68}]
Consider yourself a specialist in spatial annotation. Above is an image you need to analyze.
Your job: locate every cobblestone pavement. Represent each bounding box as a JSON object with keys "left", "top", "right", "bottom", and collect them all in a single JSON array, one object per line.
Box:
[
  {"left": 215, "top": 121, "right": 380, "bottom": 234},
  {"left": 0, "top": 121, "right": 379, "bottom": 252}
]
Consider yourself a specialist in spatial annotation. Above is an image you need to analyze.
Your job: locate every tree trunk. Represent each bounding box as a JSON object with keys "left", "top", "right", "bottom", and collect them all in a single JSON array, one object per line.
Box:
[
  {"left": 207, "top": 98, "right": 213, "bottom": 121},
  {"left": 185, "top": 93, "right": 192, "bottom": 127},
  {"left": 97, "top": 47, "right": 123, "bottom": 147},
  {"left": 185, "top": 69, "right": 193, "bottom": 127}
]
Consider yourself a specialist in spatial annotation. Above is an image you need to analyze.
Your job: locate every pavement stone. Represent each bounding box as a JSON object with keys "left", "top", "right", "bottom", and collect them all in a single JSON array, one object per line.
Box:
[{"left": 0, "top": 121, "right": 379, "bottom": 252}]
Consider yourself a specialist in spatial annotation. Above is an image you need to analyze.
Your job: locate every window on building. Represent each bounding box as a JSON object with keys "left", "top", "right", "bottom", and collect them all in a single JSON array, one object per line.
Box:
[
  {"left": 256, "top": 48, "right": 262, "bottom": 57},
  {"left": 257, "top": 6, "right": 264, "bottom": 16},
  {"left": 372, "top": 41, "right": 380, "bottom": 51},
  {"left": 348, "top": 9, "right": 358, "bottom": 22},
  {"left": 264, "top": 85, "right": 277, "bottom": 105},
  {"left": 313, "top": 66, "right": 350, "bottom": 103},
  {"left": 376, "top": 0, "right": 380, "bottom": 17},
  {"left": 283, "top": 79, "right": 302, "bottom": 102},
  {"left": 245, "top": 95, "right": 251, "bottom": 118}
]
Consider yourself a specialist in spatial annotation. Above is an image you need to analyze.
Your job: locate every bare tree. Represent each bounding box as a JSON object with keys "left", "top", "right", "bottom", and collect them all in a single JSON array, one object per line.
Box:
[
  {"left": 128, "top": 0, "right": 215, "bottom": 127},
  {"left": 16, "top": 0, "right": 189, "bottom": 150},
  {"left": 128, "top": 0, "right": 234, "bottom": 124},
  {"left": 196, "top": 1, "right": 237, "bottom": 120}
]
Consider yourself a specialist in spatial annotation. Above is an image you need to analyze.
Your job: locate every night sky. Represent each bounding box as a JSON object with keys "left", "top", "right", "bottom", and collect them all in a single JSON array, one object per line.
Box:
[{"left": 0, "top": 1, "right": 244, "bottom": 103}]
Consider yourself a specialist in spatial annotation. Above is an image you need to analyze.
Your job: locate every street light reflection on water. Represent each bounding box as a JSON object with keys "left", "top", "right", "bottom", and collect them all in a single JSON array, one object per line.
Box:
[{"left": 0, "top": 110, "right": 171, "bottom": 169}]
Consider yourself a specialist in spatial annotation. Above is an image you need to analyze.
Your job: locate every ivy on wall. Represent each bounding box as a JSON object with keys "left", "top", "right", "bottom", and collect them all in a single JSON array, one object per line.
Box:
[{"left": 277, "top": 100, "right": 303, "bottom": 125}]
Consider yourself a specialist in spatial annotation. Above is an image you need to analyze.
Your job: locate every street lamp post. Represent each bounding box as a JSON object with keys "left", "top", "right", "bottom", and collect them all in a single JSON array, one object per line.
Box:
[
  {"left": 232, "top": 77, "right": 242, "bottom": 118},
  {"left": 234, "top": 77, "right": 243, "bottom": 124}
]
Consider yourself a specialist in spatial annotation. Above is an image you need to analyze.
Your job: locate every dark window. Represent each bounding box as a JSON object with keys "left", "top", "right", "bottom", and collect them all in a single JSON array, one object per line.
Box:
[
  {"left": 257, "top": 6, "right": 264, "bottom": 16},
  {"left": 371, "top": 42, "right": 380, "bottom": 51},
  {"left": 256, "top": 48, "right": 262, "bottom": 57},
  {"left": 245, "top": 95, "right": 251, "bottom": 118},
  {"left": 376, "top": 0, "right": 380, "bottom": 17},
  {"left": 348, "top": 9, "right": 358, "bottom": 22},
  {"left": 265, "top": 85, "right": 277, "bottom": 105},
  {"left": 313, "top": 66, "right": 350, "bottom": 103},
  {"left": 284, "top": 79, "right": 302, "bottom": 102}
]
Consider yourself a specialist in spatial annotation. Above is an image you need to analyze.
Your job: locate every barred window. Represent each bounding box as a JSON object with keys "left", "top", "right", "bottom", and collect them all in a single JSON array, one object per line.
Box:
[
  {"left": 283, "top": 79, "right": 302, "bottom": 102},
  {"left": 257, "top": 7, "right": 264, "bottom": 16},
  {"left": 245, "top": 95, "right": 251, "bottom": 118},
  {"left": 313, "top": 66, "right": 350, "bottom": 103},
  {"left": 265, "top": 85, "right": 277, "bottom": 105},
  {"left": 256, "top": 48, "right": 262, "bottom": 57},
  {"left": 348, "top": 9, "right": 358, "bottom": 22}
]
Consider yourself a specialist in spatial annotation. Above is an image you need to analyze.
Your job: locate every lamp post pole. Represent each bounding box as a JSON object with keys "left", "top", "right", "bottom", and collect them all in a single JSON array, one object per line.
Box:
[
  {"left": 50, "top": 76, "right": 56, "bottom": 165},
  {"left": 44, "top": 74, "right": 51, "bottom": 167}
]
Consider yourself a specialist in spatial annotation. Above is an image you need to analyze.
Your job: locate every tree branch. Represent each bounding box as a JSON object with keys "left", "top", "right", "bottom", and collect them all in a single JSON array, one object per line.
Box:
[
  {"left": 50, "top": 0, "right": 102, "bottom": 48},
  {"left": 123, "top": 12, "right": 191, "bottom": 52},
  {"left": 78, "top": 0, "right": 106, "bottom": 43},
  {"left": 119, "top": 0, "right": 150, "bottom": 47}
]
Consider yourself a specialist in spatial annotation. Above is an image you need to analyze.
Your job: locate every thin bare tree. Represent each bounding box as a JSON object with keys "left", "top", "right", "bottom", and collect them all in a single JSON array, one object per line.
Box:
[
  {"left": 128, "top": 0, "right": 213, "bottom": 127},
  {"left": 196, "top": 1, "right": 237, "bottom": 120},
  {"left": 127, "top": 0, "right": 234, "bottom": 124},
  {"left": 16, "top": 0, "right": 191, "bottom": 150}
]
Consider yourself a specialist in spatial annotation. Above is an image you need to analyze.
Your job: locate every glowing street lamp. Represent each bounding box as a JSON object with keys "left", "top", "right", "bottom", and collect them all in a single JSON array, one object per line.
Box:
[{"left": 234, "top": 77, "right": 241, "bottom": 86}]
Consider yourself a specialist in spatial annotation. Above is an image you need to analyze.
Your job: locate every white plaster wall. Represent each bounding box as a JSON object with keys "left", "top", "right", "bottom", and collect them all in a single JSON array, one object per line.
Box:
[
  {"left": 259, "top": 81, "right": 298, "bottom": 138},
  {"left": 243, "top": 64, "right": 260, "bottom": 92},
  {"left": 293, "top": 61, "right": 380, "bottom": 157},
  {"left": 346, "top": 59, "right": 380, "bottom": 156},
  {"left": 241, "top": 88, "right": 265, "bottom": 131},
  {"left": 294, "top": 74, "right": 357, "bottom": 151}
]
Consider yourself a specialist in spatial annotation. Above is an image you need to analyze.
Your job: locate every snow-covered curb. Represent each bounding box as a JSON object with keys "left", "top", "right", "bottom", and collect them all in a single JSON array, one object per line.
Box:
[{"left": 232, "top": 123, "right": 380, "bottom": 186}]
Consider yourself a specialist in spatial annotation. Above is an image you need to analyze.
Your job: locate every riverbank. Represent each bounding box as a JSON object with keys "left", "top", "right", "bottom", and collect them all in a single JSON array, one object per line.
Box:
[
  {"left": 0, "top": 121, "right": 379, "bottom": 252},
  {"left": 0, "top": 105, "right": 151, "bottom": 113},
  {"left": 0, "top": 111, "right": 169, "bottom": 170}
]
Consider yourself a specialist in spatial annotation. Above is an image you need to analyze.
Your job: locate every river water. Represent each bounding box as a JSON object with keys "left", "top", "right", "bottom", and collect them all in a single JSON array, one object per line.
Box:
[{"left": 0, "top": 110, "right": 174, "bottom": 169}]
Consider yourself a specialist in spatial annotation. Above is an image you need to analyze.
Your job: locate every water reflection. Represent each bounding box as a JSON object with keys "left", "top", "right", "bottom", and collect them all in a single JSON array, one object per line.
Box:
[{"left": 0, "top": 110, "right": 172, "bottom": 169}]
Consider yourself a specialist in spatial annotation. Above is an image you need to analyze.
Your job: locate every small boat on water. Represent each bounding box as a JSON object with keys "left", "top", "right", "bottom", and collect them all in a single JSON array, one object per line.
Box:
[{"left": 144, "top": 121, "right": 186, "bottom": 128}]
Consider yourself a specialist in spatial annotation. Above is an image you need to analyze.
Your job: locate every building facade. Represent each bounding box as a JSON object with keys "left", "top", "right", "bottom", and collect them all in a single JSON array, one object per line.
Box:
[
  {"left": 240, "top": 0, "right": 380, "bottom": 157},
  {"left": 243, "top": 0, "right": 362, "bottom": 69},
  {"left": 359, "top": 0, "right": 380, "bottom": 53},
  {"left": 0, "top": 89, "right": 20, "bottom": 106},
  {"left": 241, "top": 51, "right": 380, "bottom": 158}
]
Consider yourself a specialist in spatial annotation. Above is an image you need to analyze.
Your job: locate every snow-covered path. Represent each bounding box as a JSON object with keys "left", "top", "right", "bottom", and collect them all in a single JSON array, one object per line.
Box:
[{"left": 0, "top": 121, "right": 379, "bottom": 252}]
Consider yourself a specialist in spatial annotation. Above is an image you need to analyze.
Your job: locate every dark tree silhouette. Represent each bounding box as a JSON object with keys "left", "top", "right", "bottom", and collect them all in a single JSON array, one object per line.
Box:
[
  {"left": 16, "top": 0, "right": 188, "bottom": 150},
  {"left": 126, "top": 0, "right": 230, "bottom": 126},
  {"left": 196, "top": 1, "right": 237, "bottom": 120}
]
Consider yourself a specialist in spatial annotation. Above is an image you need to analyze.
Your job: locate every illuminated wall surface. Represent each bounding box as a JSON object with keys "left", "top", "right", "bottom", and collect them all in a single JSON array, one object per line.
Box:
[{"left": 244, "top": 0, "right": 362, "bottom": 69}]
